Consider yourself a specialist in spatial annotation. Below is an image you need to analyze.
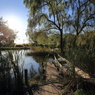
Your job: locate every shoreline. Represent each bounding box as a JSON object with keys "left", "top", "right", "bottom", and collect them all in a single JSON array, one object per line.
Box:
[{"left": 0, "top": 47, "right": 30, "bottom": 50}]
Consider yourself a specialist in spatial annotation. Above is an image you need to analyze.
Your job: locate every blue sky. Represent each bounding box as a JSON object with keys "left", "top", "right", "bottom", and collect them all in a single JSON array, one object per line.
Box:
[{"left": 0, "top": 0, "right": 29, "bottom": 44}]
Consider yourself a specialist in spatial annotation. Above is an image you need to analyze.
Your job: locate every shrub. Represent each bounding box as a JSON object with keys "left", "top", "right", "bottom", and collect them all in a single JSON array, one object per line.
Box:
[{"left": 74, "top": 89, "right": 94, "bottom": 95}]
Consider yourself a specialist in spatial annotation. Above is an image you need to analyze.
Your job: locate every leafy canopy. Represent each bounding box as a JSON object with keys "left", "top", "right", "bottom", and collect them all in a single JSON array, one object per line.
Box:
[{"left": 0, "top": 17, "right": 16, "bottom": 46}]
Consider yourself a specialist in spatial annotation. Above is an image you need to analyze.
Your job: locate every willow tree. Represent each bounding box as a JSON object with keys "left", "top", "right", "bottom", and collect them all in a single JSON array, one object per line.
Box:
[
  {"left": 64, "top": 0, "right": 95, "bottom": 75},
  {"left": 68, "top": 0, "right": 95, "bottom": 44},
  {"left": 24, "top": 0, "right": 69, "bottom": 54}
]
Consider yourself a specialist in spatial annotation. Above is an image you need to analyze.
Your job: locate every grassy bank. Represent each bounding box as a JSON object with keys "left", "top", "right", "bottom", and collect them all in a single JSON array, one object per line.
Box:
[
  {"left": 27, "top": 46, "right": 60, "bottom": 58},
  {"left": 0, "top": 47, "right": 30, "bottom": 50},
  {"left": 30, "top": 46, "right": 52, "bottom": 52}
]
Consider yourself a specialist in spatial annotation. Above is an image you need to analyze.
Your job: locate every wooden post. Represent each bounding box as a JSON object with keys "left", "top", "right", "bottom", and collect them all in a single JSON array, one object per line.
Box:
[
  {"left": 24, "top": 69, "right": 34, "bottom": 95},
  {"left": 25, "top": 69, "right": 28, "bottom": 85}
]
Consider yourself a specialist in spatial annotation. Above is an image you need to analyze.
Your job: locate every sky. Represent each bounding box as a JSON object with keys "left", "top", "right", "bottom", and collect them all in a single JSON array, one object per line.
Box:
[{"left": 0, "top": 0, "right": 29, "bottom": 44}]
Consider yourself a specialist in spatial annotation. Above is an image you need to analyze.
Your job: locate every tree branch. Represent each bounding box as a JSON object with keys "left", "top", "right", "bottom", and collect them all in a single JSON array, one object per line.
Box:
[{"left": 45, "top": 1, "right": 56, "bottom": 23}]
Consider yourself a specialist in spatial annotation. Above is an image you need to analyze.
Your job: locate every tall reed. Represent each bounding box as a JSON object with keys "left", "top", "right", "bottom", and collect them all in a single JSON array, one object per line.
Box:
[{"left": 0, "top": 50, "right": 25, "bottom": 95}]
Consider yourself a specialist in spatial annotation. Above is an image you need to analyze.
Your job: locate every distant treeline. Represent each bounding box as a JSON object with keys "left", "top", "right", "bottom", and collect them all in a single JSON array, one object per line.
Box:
[{"left": 30, "top": 30, "right": 95, "bottom": 49}]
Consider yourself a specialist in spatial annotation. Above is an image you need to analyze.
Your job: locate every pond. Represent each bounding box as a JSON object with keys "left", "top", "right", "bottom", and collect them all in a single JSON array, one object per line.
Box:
[
  {"left": 0, "top": 50, "right": 40, "bottom": 73},
  {"left": 0, "top": 49, "right": 54, "bottom": 94}
]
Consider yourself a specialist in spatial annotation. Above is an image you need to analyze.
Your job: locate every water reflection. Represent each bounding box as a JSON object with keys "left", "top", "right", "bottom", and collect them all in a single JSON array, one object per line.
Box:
[
  {"left": 32, "top": 55, "right": 49, "bottom": 63},
  {"left": 1, "top": 50, "right": 39, "bottom": 73},
  {"left": 23, "top": 56, "right": 39, "bottom": 72}
]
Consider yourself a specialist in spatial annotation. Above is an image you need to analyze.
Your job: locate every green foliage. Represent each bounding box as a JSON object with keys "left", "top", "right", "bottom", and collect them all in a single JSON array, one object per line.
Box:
[
  {"left": 74, "top": 89, "right": 94, "bottom": 95},
  {"left": 24, "top": 0, "right": 68, "bottom": 53},
  {"left": 23, "top": 0, "right": 42, "bottom": 16},
  {"left": 29, "top": 29, "right": 60, "bottom": 48},
  {"left": 64, "top": 33, "right": 75, "bottom": 50},
  {"left": 36, "top": 30, "right": 48, "bottom": 45},
  {"left": 74, "top": 89, "right": 87, "bottom": 95},
  {"left": 65, "top": 31, "right": 95, "bottom": 76},
  {"left": 30, "top": 29, "right": 48, "bottom": 46},
  {"left": 48, "top": 34, "right": 60, "bottom": 48},
  {"left": 69, "top": 0, "right": 95, "bottom": 36},
  {"left": 24, "top": 0, "right": 95, "bottom": 54},
  {"left": 77, "top": 31, "right": 95, "bottom": 47}
]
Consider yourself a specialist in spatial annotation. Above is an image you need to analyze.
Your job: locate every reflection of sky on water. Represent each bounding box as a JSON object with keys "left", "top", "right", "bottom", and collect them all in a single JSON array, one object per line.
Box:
[
  {"left": 23, "top": 56, "right": 39, "bottom": 73},
  {"left": 1, "top": 50, "right": 39, "bottom": 73},
  {"left": 15, "top": 50, "right": 39, "bottom": 73}
]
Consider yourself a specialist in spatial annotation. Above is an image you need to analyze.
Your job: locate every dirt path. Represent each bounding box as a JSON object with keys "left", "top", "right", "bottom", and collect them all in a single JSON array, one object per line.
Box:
[{"left": 34, "top": 62, "right": 63, "bottom": 95}]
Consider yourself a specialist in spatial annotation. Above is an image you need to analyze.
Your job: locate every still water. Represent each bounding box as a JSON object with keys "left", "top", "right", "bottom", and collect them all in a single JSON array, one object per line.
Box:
[{"left": 0, "top": 50, "right": 40, "bottom": 73}]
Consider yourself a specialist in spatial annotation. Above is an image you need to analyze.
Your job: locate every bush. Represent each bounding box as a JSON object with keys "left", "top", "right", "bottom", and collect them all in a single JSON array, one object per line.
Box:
[
  {"left": 74, "top": 89, "right": 87, "bottom": 95},
  {"left": 74, "top": 89, "right": 94, "bottom": 95},
  {"left": 64, "top": 32, "right": 95, "bottom": 77}
]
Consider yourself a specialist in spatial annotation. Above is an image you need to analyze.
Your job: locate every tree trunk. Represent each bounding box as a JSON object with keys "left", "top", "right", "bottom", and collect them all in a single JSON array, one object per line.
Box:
[{"left": 60, "top": 29, "right": 63, "bottom": 55}]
